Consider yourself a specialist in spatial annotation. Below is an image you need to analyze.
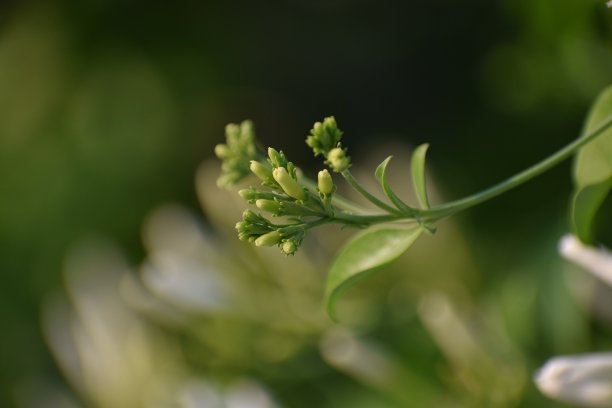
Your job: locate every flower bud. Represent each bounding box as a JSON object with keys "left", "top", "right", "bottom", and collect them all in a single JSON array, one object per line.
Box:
[
  {"left": 235, "top": 220, "right": 246, "bottom": 234},
  {"left": 225, "top": 123, "right": 240, "bottom": 140},
  {"left": 216, "top": 121, "right": 259, "bottom": 188},
  {"left": 214, "top": 144, "right": 230, "bottom": 159},
  {"left": 327, "top": 147, "right": 350, "bottom": 172},
  {"left": 242, "top": 209, "right": 261, "bottom": 224},
  {"left": 282, "top": 240, "right": 297, "bottom": 255},
  {"left": 256, "top": 199, "right": 282, "bottom": 214},
  {"left": 268, "top": 147, "right": 287, "bottom": 168},
  {"left": 255, "top": 230, "right": 282, "bottom": 247},
  {"left": 317, "top": 169, "right": 334, "bottom": 195},
  {"left": 239, "top": 120, "right": 255, "bottom": 139},
  {"left": 238, "top": 188, "right": 256, "bottom": 201},
  {"left": 273, "top": 167, "right": 307, "bottom": 201},
  {"left": 250, "top": 161, "right": 273, "bottom": 183}
]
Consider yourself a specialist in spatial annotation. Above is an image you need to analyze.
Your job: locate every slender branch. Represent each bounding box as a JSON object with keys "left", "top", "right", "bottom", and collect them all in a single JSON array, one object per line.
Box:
[
  {"left": 228, "top": 113, "right": 612, "bottom": 257},
  {"left": 419, "top": 114, "right": 612, "bottom": 221}
]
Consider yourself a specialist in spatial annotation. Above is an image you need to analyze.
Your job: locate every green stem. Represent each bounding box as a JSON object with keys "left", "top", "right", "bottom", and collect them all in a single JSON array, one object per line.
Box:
[
  {"left": 342, "top": 170, "right": 403, "bottom": 215},
  {"left": 279, "top": 212, "right": 409, "bottom": 236},
  {"left": 301, "top": 178, "right": 369, "bottom": 213},
  {"left": 333, "top": 211, "right": 400, "bottom": 226},
  {"left": 420, "top": 114, "right": 612, "bottom": 221},
  {"left": 298, "top": 218, "right": 334, "bottom": 231}
]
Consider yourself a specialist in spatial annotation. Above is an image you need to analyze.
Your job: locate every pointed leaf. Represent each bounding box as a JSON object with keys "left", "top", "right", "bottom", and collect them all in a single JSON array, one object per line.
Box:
[
  {"left": 324, "top": 226, "right": 424, "bottom": 320},
  {"left": 411, "top": 143, "right": 430, "bottom": 209},
  {"left": 572, "top": 85, "right": 612, "bottom": 243},
  {"left": 375, "top": 156, "right": 413, "bottom": 213}
]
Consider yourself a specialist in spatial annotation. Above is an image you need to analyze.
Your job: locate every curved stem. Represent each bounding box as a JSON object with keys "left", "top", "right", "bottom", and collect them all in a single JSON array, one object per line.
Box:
[
  {"left": 342, "top": 170, "right": 404, "bottom": 215},
  {"left": 420, "top": 114, "right": 612, "bottom": 221}
]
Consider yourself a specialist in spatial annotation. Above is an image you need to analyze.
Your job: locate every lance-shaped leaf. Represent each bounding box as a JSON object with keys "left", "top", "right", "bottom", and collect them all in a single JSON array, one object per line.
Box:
[
  {"left": 572, "top": 85, "right": 612, "bottom": 243},
  {"left": 324, "top": 226, "right": 424, "bottom": 320},
  {"left": 411, "top": 143, "right": 430, "bottom": 209},
  {"left": 375, "top": 156, "right": 413, "bottom": 213}
]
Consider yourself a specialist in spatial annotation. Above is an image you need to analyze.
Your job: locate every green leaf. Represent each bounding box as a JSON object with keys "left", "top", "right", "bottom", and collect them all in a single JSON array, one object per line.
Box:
[
  {"left": 571, "top": 177, "right": 612, "bottom": 242},
  {"left": 375, "top": 156, "right": 413, "bottom": 213},
  {"left": 324, "top": 226, "right": 424, "bottom": 320},
  {"left": 572, "top": 85, "right": 612, "bottom": 243},
  {"left": 411, "top": 143, "right": 430, "bottom": 209}
]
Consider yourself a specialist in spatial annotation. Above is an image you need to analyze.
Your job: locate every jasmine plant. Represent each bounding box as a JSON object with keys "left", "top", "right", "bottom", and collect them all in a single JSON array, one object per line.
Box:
[{"left": 216, "top": 86, "right": 612, "bottom": 319}]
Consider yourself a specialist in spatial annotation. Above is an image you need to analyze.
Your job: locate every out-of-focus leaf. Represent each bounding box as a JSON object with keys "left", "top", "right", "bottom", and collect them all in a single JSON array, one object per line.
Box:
[
  {"left": 572, "top": 85, "right": 612, "bottom": 243},
  {"left": 375, "top": 156, "right": 412, "bottom": 213},
  {"left": 571, "top": 178, "right": 612, "bottom": 243},
  {"left": 324, "top": 226, "right": 423, "bottom": 320},
  {"left": 411, "top": 144, "right": 430, "bottom": 209}
]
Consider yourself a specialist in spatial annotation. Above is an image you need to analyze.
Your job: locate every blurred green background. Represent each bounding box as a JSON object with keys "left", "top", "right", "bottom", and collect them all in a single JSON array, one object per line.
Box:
[{"left": 2, "top": 1, "right": 612, "bottom": 407}]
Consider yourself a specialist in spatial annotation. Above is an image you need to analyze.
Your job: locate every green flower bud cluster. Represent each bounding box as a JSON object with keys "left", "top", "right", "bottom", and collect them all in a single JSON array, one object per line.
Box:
[
  {"left": 249, "top": 148, "right": 308, "bottom": 201},
  {"left": 235, "top": 210, "right": 305, "bottom": 255},
  {"left": 306, "top": 116, "right": 351, "bottom": 173},
  {"left": 306, "top": 116, "right": 343, "bottom": 157},
  {"left": 218, "top": 117, "right": 353, "bottom": 256},
  {"left": 234, "top": 146, "right": 323, "bottom": 255},
  {"left": 215, "top": 120, "right": 259, "bottom": 187},
  {"left": 236, "top": 210, "right": 275, "bottom": 242}
]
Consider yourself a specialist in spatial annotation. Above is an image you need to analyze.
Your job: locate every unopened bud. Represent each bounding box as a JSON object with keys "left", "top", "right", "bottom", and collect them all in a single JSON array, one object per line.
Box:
[
  {"left": 225, "top": 123, "right": 240, "bottom": 140},
  {"left": 250, "top": 161, "right": 273, "bottom": 182},
  {"left": 327, "top": 147, "right": 350, "bottom": 172},
  {"left": 273, "top": 167, "right": 307, "bottom": 201},
  {"left": 240, "top": 120, "right": 254, "bottom": 138},
  {"left": 255, "top": 230, "right": 282, "bottom": 247},
  {"left": 214, "top": 144, "right": 230, "bottom": 159},
  {"left": 317, "top": 169, "right": 334, "bottom": 195},
  {"left": 268, "top": 147, "right": 287, "bottom": 168},
  {"left": 242, "top": 209, "right": 260, "bottom": 224},
  {"left": 238, "top": 188, "right": 255, "bottom": 201},
  {"left": 256, "top": 199, "right": 282, "bottom": 214},
  {"left": 282, "top": 240, "right": 297, "bottom": 255}
]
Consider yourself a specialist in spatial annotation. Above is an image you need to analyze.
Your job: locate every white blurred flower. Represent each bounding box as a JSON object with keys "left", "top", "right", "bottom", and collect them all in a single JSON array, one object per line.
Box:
[
  {"left": 43, "top": 239, "right": 283, "bottom": 408},
  {"left": 559, "top": 234, "right": 612, "bottom": 287},
  {"left": 535, "top": 353, "right": 612, "bottom": 407},
  {"left": 42, "top": 240, "right": 186, "bottom": 408},
  {"left": 534, "top": 234, "right": 612, "bottom": 407}
]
